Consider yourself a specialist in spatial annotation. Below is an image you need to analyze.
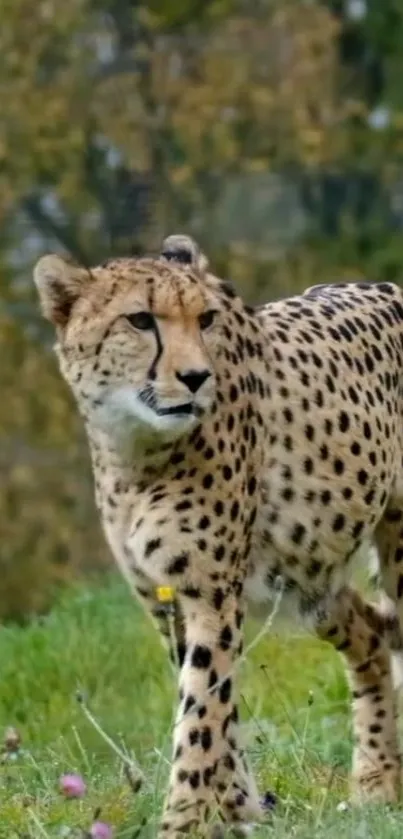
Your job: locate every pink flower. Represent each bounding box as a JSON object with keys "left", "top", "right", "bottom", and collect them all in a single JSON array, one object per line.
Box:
[
  {"left": 59, "top": 773, "right": 87, "bottom": 798},
  {"left": 90, "top": 822, "right": 113, "bottom": 839}
]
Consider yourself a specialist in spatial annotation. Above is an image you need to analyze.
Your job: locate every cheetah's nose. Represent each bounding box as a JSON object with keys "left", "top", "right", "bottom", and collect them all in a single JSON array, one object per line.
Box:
[{"left": 175, "top": 369, "right": 211, "bottom": 394}]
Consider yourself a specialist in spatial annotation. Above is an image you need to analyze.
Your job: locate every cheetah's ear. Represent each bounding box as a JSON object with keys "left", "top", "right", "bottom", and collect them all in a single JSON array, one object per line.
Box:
[
  {"left": 160, "top": 234, "right": 209, "bottom": 274},
  {"left": 33, "top": 255, "right": 90, "bottom": 328}
]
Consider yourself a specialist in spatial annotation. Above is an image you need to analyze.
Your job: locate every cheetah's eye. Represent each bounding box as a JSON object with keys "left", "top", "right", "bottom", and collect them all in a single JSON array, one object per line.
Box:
[
  {"left": 199, "top": 310, "right": 218, "bottom": 331},
  {"left": 126, "top": 312, "right": 155, "bottom": 331}
]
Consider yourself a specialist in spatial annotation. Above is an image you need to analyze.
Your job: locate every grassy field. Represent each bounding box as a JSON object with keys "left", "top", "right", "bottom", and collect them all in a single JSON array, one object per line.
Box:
[{"left": 1, "top": 576, "right": 403, "bottom": 838}]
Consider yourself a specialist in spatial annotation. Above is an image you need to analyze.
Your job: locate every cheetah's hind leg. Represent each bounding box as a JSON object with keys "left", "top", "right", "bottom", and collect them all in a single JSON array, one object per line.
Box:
[
  {"left": 371, "top": 509, "right": 403, "bottom": 693},
  {"left": 316, "top": 584, "right": 401, "bottom": 805}
]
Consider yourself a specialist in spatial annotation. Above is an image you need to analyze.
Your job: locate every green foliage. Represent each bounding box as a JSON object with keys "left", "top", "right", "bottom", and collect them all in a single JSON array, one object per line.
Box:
[
  {"left": 0, "top": 314, "right": 108, "bottom": 621},
  {"left": 1, "top": 578, "right": 403, "bottom": 837}
]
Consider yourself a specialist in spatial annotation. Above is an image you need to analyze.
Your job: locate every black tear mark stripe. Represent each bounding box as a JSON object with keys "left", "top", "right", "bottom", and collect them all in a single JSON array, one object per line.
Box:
[
  {"left": 94, "top": 325, "right": 112, "bottom": 356},
  {"left": 146, "top": 275, "right": 161, "bottom": 380},
  {"left": 147, "top": 275, "right": 155, "bottom": 311},
  {"left": 175, "top": 279, "right": 184, "bottom": 310},
  {"left": 148, "top": 320, "right": 163, "bottom": 381}
]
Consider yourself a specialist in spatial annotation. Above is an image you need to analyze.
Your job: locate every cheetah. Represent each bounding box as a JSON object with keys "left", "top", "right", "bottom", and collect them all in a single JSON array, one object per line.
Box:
[{"left": 34, "top": 234, "right": 403, "bottom": 836}]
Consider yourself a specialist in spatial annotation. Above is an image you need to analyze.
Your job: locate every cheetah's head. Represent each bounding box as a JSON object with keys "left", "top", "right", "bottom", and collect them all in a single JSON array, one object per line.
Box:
[{"left": 33, "top": 236, "right": 227, "bottom": 440}]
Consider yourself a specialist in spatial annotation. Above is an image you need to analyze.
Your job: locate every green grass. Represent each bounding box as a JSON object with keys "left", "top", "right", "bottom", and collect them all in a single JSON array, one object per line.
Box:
[{"left": 0, "top": 576, "right": 402, "bottom": 838}]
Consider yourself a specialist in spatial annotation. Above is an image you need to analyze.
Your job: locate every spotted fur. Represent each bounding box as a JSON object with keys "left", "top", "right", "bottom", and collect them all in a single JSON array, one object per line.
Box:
[{"left": 34, "top": 237, "right": 403, "bottom": 836}]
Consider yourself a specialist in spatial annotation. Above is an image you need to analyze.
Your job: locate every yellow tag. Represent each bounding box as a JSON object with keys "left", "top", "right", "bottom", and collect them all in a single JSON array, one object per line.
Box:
[{"left": 156, "top": 586, "right": 175, "bottom": 603}]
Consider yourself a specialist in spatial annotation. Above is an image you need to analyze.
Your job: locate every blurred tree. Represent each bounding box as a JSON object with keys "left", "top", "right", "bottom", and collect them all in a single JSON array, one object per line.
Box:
[
  {"left": 305, "top": 0, "right": 403, "bottom": 272},
  {"left": 2, "top": 0, "right": 403, "bottom": 617}
]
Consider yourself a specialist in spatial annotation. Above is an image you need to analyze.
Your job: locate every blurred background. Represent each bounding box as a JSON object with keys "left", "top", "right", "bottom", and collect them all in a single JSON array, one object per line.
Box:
[{"left": 2, "top": 0, "right": 403, "bottom": 621}]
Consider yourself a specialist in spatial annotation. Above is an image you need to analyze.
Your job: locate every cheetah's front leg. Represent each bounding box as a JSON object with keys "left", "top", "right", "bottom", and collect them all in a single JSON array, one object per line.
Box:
[{"left": 159, "top": 594, "right": 264, "bottom": 838}]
